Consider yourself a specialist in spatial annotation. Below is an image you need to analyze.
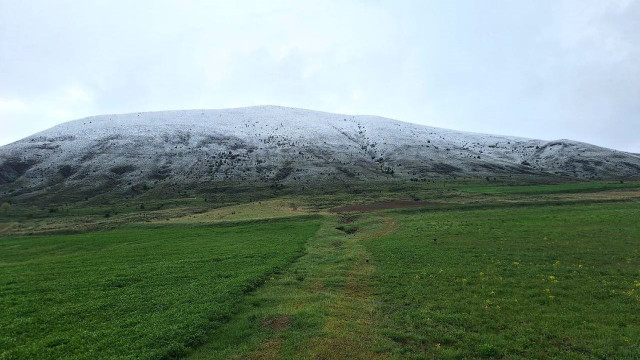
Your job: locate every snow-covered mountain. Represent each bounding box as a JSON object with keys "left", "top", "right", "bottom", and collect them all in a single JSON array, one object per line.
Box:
[{"left": 1, "top": 106, "right": 639, "bottom": 201}]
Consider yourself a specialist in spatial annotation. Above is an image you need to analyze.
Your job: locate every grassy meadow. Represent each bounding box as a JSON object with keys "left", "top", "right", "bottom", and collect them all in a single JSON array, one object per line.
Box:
[
  {"left": 0, "top": 220, "right": 320, "bottom": 359},
  {"left": 369, "top": 203, "right": 640, "bottom": 359},
  {"left": 1, "top": 180, "right": 639, "bottom": 359}
]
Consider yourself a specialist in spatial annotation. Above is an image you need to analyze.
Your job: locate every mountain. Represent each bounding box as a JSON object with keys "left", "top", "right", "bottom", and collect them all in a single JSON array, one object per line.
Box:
[{"left": 1, "top": 106, "right": 639, "bottom": 202}]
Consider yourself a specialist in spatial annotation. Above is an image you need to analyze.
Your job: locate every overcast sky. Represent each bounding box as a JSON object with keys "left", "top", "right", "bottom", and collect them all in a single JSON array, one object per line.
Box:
[{"left": 1, "top": 0, "right": 639, "bottom": 152}]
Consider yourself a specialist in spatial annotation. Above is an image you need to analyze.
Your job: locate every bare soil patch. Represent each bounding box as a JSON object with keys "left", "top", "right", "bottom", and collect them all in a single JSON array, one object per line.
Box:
[
  {"left": 261, "top": 314, "right": 291, "bottom": 331},
  {"left": 339, "top": 214, "right": 359, "bottom": 223}
]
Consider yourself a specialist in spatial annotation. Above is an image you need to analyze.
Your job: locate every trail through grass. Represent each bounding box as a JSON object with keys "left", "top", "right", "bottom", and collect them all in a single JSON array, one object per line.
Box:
[
  {"left": 2, "top": 181, "right": 640, "bottom": 359},
  {"left": 187, "top": 215, "right": 395, "bottom": 359}
]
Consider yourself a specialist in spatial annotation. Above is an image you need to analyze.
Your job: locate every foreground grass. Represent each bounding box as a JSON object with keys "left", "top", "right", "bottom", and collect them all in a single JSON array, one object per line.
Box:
[
  {"left": 187, "top": 215, "right": 393, "bottom": 359},
  {"left": 368, "top": 202, "right": 640, "bottom": 359},
  {"left": 183, "top": 200, "right": 640, "bottom": 359},
  {"left": 0, "top": 219, "right": 320, "bottom": 359},
  {"left": 2, "top": 181, "right": 640, "bottom": 359}
]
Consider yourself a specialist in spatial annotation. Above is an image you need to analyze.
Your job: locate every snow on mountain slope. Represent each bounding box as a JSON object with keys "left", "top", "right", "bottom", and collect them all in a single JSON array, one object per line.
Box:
[{"left": 1, "top": 106, "right": 639, "bottom": 200}]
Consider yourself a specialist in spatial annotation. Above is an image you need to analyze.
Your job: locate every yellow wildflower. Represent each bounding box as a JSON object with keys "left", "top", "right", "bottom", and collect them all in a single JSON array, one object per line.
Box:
[{"left": 623, "top": 289, "right": 635, "bottom": 296}]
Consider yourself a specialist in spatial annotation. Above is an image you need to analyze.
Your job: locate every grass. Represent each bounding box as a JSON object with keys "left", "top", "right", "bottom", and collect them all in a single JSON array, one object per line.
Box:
[
  {"left": 0, "top": 219, "right": 320, "bottom": 359},
  {"left": 183, "top": 199, "right": 640, "bottom": 359},
  {"left": 186, "top": 214, "right": 394, "bottom": 360},
  {"left": 460, "top": 181, "right": 640, "bottom": 195},
  {"left": 367, "top": 202, "right": 640, "bottom": 359},
  {"left": 1, "top": 180, "right": 640, "bottom": 359},
  {"left": 163, "top": 198, "right": 311, "bottom": 224}
]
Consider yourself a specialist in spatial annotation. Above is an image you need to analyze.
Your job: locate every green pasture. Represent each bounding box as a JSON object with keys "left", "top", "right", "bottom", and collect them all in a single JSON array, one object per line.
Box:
[{"left": 1, "top": 181, "right": 639, "bottom": 359}]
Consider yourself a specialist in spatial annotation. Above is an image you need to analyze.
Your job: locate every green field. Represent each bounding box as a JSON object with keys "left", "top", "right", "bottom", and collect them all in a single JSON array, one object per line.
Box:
[
  {"left": 0, "top": 220, "right": 320, "bottom": 359},
  {"left": 1, "top": 181, "right": 639, "bottom": 359},
  {"left": 370, "top": 203, "right": 640, "bottom": 359},
  {"left": 460, "top": 181, "right": 640, "bottom": 195}
]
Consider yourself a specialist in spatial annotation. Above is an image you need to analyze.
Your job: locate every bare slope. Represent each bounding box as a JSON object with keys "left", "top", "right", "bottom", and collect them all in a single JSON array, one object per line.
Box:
[{"left": 1, "top": 106, "right": 639, "bottom": 201}]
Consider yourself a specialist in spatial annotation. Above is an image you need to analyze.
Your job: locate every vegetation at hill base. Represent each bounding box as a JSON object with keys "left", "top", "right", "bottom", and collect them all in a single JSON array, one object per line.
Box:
[{"left": 1, "top": 180, "right": 639, "bottom": 359}]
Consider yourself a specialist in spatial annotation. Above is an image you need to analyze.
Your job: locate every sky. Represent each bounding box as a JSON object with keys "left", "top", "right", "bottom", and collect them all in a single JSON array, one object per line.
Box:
[{"left": 1, "top": 0, "right": 639, "bottom": 152}]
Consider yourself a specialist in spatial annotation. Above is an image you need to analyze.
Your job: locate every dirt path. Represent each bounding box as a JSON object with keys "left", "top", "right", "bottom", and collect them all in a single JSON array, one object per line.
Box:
[
  {"left": 304, "top": 217, "right": 397, "bottom": 359},
  {"left": 187, "top": 215, "right": 397, "bottom": 359}
]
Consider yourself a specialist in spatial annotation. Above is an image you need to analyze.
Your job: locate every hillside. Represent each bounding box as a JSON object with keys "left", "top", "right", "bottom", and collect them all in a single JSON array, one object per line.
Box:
[{"left": 1, "top": 106, "right": 639, "bottom": 202}]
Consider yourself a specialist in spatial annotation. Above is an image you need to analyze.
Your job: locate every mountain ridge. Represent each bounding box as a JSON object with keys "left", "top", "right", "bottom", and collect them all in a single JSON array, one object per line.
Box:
[{"left": 1, "top": 105, "right": 639, "bottom": 202}]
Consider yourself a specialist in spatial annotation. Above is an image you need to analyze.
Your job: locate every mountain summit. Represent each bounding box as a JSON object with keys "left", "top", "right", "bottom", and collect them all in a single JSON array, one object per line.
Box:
[{"left": 1, "top": 106, "right": 639, "bottom": 201}]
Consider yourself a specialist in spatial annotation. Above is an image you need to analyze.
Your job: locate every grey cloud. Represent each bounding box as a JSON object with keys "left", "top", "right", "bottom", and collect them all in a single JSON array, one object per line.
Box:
[{"left": 0, "top": 0, "right": 638, "bottom": 151}]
